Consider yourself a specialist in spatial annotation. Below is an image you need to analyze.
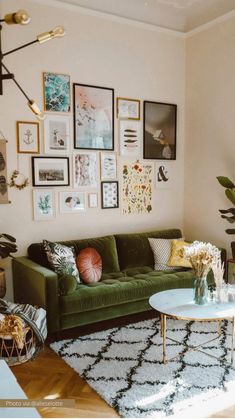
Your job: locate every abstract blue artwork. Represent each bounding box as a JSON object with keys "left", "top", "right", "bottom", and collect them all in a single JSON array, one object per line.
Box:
[{"left": 43, "top": 73, "right": 70, "bottom": 112}]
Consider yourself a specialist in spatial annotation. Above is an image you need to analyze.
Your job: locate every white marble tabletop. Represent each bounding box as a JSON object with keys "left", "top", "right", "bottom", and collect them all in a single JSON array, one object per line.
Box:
[{"left": 149, "top": 288, "right": 235, "bottom": 321}]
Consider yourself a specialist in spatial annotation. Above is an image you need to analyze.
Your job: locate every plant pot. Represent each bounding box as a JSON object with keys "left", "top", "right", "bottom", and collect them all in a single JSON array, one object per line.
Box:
[
  {"left": 0, "top": 269, "right": 6, "bottom": 298},
  {"left": 231, "top": 242, "right": 235, "bottom": 260}
]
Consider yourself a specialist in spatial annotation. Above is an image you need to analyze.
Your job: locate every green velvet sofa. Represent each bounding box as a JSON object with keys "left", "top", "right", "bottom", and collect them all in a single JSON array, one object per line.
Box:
[{"left": 12, "top": 228, "right": 224, "bottom": 333}]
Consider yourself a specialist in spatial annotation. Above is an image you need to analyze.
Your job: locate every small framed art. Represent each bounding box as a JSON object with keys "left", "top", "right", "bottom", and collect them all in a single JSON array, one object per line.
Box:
[
  {"left": 44, "top": 115, "right": 70, "bottom": 155},
  {"left": 119, "top": 120, "right": 141, "bottom": 157},
  {"left": 33, "top": 189, "right": 55, "bottom": 221},
  {"left": 116, "top": 97, "right": 140, "bottom": 120},
  {"left": 17, "top": 121, "right": 40, "bottom": 154},
  {"left": 101, "top": 181, "right": 119, "bottom": 209},
  {"left": 43, "top": 72, "right": 70, "bottom": 112},
  {"left": 100, "top": 152, "right": 117, "bottom": 180},
  {"left": 73, "top": 83, "right": 114, "bottom": 150},
  {"left": 59, "top": 191, "right": 85, "bottom": 213},
  {"left": 88, "top": 193, "right": 98, "bottom": 208},
  {"left": 73, "top": 152, "right": 98, "bottom": 188},
  {"left": 32, "top": 156, "right": 70, "bottom": 187},
  {"left": 143, "top": 101, "right": 177, "bottom": 160}
]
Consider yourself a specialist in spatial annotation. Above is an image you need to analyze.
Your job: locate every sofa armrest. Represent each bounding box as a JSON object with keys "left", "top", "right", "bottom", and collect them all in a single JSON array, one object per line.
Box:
[{"left": 12, "top": 257, "right": 60, "bottom": 333}]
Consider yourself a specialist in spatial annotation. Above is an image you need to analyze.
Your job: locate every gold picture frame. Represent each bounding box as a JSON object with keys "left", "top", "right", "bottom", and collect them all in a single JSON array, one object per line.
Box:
[
  {"left": 116, "top": 97, "right": 140, "bottom": 120},
  {"left": 17, "top": 121, "right": 40, "bottom": 154},
  {"left": 43, "top": 72, "right": 71, "bottom": 112}
]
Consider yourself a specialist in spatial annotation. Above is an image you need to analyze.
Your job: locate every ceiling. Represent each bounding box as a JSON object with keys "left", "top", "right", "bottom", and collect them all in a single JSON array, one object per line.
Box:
[{"left": 53, "top": 0, "right": 235, "bottom": 33}]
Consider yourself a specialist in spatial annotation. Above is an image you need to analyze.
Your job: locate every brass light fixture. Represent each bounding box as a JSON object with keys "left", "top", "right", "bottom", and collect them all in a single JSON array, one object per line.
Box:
[{"left": 0, "top": 10, "right": 65, "bottom": 120}]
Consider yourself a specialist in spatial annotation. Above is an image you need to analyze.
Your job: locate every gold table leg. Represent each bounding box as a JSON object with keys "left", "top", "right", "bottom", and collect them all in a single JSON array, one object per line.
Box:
[
  {"left": 163, "top": 314, "right": 167, "bottom": 364},
  {"left": 231, "top": 317, "right": 235, "bottom": 364}
]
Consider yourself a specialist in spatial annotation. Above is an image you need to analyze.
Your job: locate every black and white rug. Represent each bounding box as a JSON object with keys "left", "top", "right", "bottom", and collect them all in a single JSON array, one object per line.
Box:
[{"left": 51, "top": 319, "right": 235, "bottom": 417}]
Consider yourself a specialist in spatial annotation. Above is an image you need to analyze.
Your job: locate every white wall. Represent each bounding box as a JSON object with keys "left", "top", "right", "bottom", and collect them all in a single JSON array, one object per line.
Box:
[
  {"left": 0, "top": 0, "right": 186, "bottom": 299},
  {"left": 185, "top": 17, "right": 235, "bottom": 254}
]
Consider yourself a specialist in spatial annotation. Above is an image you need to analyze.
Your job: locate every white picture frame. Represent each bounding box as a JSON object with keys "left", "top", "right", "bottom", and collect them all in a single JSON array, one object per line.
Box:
[
  {"left": 44, "top": 114, "right": 70, "bottom": 155},
  {"left": 100, "top": 152, "right": 117, "bottom": 180},
  {"left": 59, "top": 191, "right": 86, "bottom": 213},
  {"left": 33, "top": 189, "right": 55, "bottom": 221},
  {"left": 88, "top": 193, "right": 98, "bottom": 208},
  {"left": 73, "top": 152, "right": 98, "bottom": 188},
  {"left": 120, "top": 120, "right": 141, "bottom": 157}
]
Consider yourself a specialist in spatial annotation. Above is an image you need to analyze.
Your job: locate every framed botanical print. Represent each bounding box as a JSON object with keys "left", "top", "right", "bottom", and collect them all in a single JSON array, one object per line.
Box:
[
  {"left": 32, "top": 156, "right": 70, "bottom": 187},
  {"left": 33, "top": 189, "right": 55, "bottom": 220},
  {"left": 43, "top": 72, "right": 70, "bottom": 112},
  {"left": 143, "top": 101, "right": 177, "bottom": 160},
  {"left": 101, "top": 181, "right": 119, "bottom": 209},
  {"left": 17, "top": 121, "right": 40, "bottom": 154},
  {"left": 88, "top": 193, "right": 98, "bottom": 208},
  {"left": 59, "top": 191, "right": 86, "bottom": 213},
  {"left": 73, "top": 83, "right": 114, "bottom": 150},
  {"left": 44, "top": 115, "right": 70, "bottom": 155},
  {"left": 73, "top": 152, "right": 98, "bottom": 188},
  {"left": 116, "top": 97, "right": 140, "bottom": 120},
  {"left": 100, "top": 152, "right": 117, "bottom": 180}
]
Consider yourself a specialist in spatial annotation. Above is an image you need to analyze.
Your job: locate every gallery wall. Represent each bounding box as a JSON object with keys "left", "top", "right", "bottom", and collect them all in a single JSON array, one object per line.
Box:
[
  {"left": 0, "top": 0, "right": 186, "bottom": 299},
  {"left": 185, "top": 16, "right": 235, "bottom": 255}
]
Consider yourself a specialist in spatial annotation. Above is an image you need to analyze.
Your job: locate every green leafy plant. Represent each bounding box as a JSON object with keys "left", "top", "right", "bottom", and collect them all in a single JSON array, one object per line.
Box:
[
  {"left": 0, "top": 234, "right": 17, "bottom": 258},
  {"left": 217, "top": 176, "right": 235, "bottom": 235}
]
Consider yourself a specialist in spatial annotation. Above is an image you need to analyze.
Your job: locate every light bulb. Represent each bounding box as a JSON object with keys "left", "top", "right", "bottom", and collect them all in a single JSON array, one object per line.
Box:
[
  {"left": 4, "top": 10, "right": 31, "bottom": 25},
  {"left": 37, "top": 26, "right": 65, "bottom": 44},
  {"left": 28, "top": 100, "right": 45, "bottom": 121}
]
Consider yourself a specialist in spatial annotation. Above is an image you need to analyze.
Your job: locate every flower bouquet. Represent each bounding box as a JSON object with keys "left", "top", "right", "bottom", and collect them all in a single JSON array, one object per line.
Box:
[{"left": 183, "top": 241, "right": 221, "bottom": 304}]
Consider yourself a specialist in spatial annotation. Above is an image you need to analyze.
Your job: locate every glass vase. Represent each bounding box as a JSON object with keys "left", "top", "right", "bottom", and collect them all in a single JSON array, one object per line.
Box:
[{"left": 194, "top": 276, "right": 209, "bottom": 305}]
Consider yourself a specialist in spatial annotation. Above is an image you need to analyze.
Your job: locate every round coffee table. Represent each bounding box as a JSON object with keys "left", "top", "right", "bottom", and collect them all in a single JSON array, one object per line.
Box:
[{"left": 149, "top": 288, "right": 235, "bottom": 364}]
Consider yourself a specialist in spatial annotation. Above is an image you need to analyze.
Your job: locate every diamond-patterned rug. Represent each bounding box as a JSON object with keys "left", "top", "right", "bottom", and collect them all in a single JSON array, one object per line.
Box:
[{"left": 51, "top": 319, "right": 235, "bottom": 417}]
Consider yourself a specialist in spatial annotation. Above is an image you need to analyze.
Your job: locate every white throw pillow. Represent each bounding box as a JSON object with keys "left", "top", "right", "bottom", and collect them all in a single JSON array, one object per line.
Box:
[{"left": 148, "top": 237, "right": 183, "bottom": 271}]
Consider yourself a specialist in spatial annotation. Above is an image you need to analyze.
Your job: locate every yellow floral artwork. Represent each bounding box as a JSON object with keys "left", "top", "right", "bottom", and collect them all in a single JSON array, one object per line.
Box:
[{"left": 122, "top": 162, "right": 152, "bottom": 214}]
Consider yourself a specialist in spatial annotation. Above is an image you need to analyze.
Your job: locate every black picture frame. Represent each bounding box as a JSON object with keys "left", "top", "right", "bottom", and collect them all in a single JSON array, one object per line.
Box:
[
  {"left": 101, "top": 181, "right": 119, "bottom": 209},
  {"left": 143, "top": 101, "right": 177, "bottom": 160},
  {"left": 73, "top": 83, "right": 114, "bottom": 151},
  {"left": 32, "top": 156, "right": 70, "bottom": 187}
]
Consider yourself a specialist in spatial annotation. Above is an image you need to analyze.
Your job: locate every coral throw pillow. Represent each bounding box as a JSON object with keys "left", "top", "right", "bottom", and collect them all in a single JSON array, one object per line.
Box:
[{"left": 76, "top": 247, "right": 102, "bottom": 284}]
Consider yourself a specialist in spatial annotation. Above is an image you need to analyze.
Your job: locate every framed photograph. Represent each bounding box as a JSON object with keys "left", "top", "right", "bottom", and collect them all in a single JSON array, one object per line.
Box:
[
  {"left": 73, "top": 152, "right": 98, "bottom": 188},
  {"left": 32, "top": 157, "right": 70, "bottom": 187},
  {"left": 116, "top": 97, "right": 140, "bottom": 120},
  {"left": 43, "top": 72, "right": 70, "bottom": 112},
  {"left": 100, "top": 152, "right": 117, "bottom": 180},
  {"left": 73, "top": 83, "right": 114, "bottom": 150},
  {"left": 101, "top": 181, "right": 119, "bottom": 209},
  {"left": 33, "top": 189, "right": 55, "bottom": 220},
  {"left": 17, "top": 121, "right": 40, "bottom": 154},
  {"left": 143, "top": 101, "right": 177, "bottom": 160},
  {"left": 120, "top": 120, "right": 141, "bottom": 157},
  {"left": 59, "top": 191, "right": 85, "bottom": 213},
  {"left": 44, "top": 115, "right": 70, "bottom": 155},
  {"left": 88, "top": 193, "right": 98, "bottom": 208}
]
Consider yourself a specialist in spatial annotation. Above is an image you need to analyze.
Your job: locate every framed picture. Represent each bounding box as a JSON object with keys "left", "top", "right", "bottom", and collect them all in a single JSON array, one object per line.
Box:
[
  {"left": 116, "top": 97, "right": 140, "bottom": 120},
  {"left": 73, "top": 83, "right": 114, "bottom": 150},
  {"left": 143, "top": 101, "right": 177, "bottom": 160},
  {"left": 32, "top": 157, "right": 70, "bottom": 187},
  {"left": 59, "top": 191, "right": 85, "bottom": 213},
  {"left": 44, "top": 115, "right": 70, "bottom": 155},
  {"left": 155, "top": 162, "right": 174, "bottom": 189},
  {"left": 17, "top": 121, "right": 40, "bottom": 154},
  {"left": 100, "top": 152, "right": 117, "bottom": 180},
  {"left": 43, "top": 72, "right": 70, "bottom": 112},
  {"left": 73, "top": 152, "right": 98, "bottom": 188},
  {"left": 119, "top": 120, "right": 141, "bottom": 157},
  {"left": 33, "top": 189, "right": 55, "bottom": 220},
  {"left": 101, "top": 181, "right": 119, "bottom": 209},
  {"left": 88, "top": 193, "right": 98, "bottom": 208}
]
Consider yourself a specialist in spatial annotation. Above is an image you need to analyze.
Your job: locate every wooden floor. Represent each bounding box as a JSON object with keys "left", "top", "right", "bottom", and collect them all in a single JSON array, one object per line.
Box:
[{"left": 10, "top": 313, "right": 235, "bottom": 418}]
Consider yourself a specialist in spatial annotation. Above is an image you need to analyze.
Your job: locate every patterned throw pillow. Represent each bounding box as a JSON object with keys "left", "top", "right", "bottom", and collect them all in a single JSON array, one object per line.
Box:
[
  {"left": 167, "top": 240, "right": 192, "bottom": 268},
  {"left": 43, "top": 240, "right": 80, "bottom": 282},
  {"left": 148, "top": 237, "right": 183, "bottom": 271},
  {"left": 76, "top": 247, "right": 102, "bottom": 284}
]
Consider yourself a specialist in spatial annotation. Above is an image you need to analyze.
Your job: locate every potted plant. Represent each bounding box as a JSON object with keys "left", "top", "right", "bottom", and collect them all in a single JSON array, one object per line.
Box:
[
  {"left": 217, "top": 176, "right": 235, "bottom": 258},
  {"left": 0, "top": 234, "right": 17, "bottom": 298}
]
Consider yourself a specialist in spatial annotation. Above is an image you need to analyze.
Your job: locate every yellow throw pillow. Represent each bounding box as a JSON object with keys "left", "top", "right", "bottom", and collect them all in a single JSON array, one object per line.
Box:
[{"left": 168, "top": 240, "right": 192, "bottom": 268}]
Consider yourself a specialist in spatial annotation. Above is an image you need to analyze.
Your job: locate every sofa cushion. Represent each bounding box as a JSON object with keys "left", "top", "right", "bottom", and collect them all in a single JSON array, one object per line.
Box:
[
  {"left": 148, "top": 237, "right": 183, "bottom": 271},
  {"left": 168, "top": 240, "right": 192, "bottom": 268},
  {"left": 59, "top": 269, "right": 196, "bottom": 315},
  {"left": 43, "top": 240, "right": 80, "bottom": 282},
  {"left": 115, "top": 228, "right": 182, "bottom": 270},
  {"left": 76, "top": 247, "right": 102, "bottom": 284},
  {"left": 28, "top": 235, "right": 120, "bottom": 273}
]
